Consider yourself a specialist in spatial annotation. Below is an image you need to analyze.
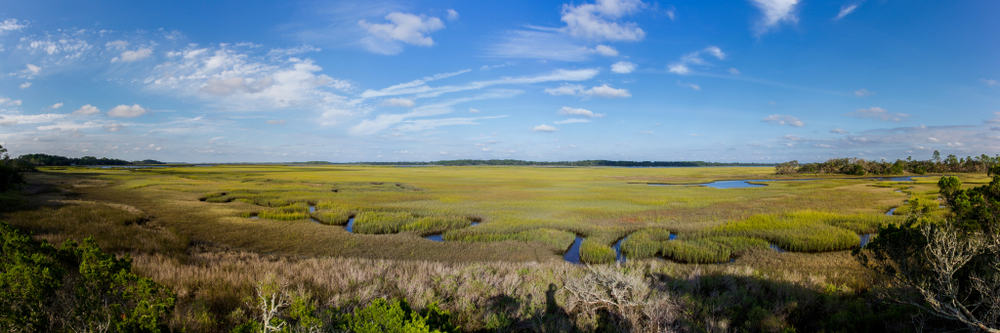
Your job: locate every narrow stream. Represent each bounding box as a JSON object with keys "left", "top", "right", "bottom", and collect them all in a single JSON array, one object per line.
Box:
[
  {"left": 345, "top": 217, "right": 354, "bottom": 233},
  {"left": 563, "top": 236, "right": 584, "bottom": 264},
  {"left": 613, "top": 236, "right": 628, "bottom": 263},
  {"left": 859, "top": 233, "right": 875, "bottom": 247},
  {"left": 769, "top": 243, "right": 786, "bottom": 253},
  {"left": 423, "top": 221, "right": 479, "bottom": 242}
]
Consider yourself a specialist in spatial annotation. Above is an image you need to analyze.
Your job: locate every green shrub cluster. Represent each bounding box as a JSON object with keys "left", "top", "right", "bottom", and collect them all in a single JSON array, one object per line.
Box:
[
  {"left": 621, "top": 228, "right": 672, "bottom": 259},
  {"left": 0, "top": 222, "right": 175, "bottom": 332},
  {"left": 338, "top": 299, "right": 456, "bottom": 333},
  {"left": 578, "top": 239, "right": 616, "bottom": 264}
]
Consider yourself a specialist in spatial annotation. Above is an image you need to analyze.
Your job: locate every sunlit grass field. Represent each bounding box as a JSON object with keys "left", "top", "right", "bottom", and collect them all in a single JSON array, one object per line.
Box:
[{"left": 13, "top": 164, "right": 971, "bottom": 266}]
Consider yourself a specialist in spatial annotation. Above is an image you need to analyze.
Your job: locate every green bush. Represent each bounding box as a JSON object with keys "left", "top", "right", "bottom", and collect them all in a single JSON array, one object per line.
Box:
[
  {"left": 578, "top": 239, "right": 616, "bottom": 264},
  {"left": 0, "top": 222, "right": 175, "bottom": 332},
  {"left": 339, "top": 298, "right": 457, "bottom": 333}
]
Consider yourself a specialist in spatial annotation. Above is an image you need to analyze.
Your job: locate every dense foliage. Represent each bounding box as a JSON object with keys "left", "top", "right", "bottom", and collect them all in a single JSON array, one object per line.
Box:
[
  {"left": 858, "top": 169, "right": 1000, "bottom": 331},
  {"left": 0, "top": 223, "right": 175, "bottom": 332},
  {"left": 15, "top": 153, "right": 163, "bottom": 166},
  {"left": 777, "top": 151, "right": 1000, "bottom": 175}
]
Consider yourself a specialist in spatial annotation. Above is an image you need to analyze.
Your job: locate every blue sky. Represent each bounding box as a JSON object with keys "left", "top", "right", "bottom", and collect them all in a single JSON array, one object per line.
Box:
[{"left": 0, "top": 0, "right": 998, "bottom": 163}]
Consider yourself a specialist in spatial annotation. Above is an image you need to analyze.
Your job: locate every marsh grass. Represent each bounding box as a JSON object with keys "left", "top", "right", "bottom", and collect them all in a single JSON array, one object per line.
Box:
[
  {"left": 352, "top": 211, "right": 416, "bottom": 234},
  {"left": 622, "top": 228, "right": 673, "bottom": 259},
  {"left": 444, "top": 227, "right": 576, "bottom": 252},
  {"left": 257, "top": 202, "right": 310, "bottom": 221},
  {"left": 401, "top": 215, "right": 471, "bottom": 235},
  {"left": 661, "top": 239, "right": 732, "bottom": 263},
  {"left": 579, "top": 239, "right": 616, "bottom": 264},
  {"left": 710, "top": 212, "right": 863, "bottom": 252}
]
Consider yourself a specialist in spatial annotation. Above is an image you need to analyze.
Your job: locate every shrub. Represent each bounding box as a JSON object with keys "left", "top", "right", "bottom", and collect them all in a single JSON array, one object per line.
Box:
[
  {"left": 0, "top": 222, "right": 175, "bottom": 332},
  {"left": 338, "top": 298, "right": 457, "bottom": 333}
]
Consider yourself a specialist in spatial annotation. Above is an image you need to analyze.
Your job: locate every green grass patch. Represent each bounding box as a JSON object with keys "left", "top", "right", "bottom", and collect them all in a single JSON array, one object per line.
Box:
[
  {"left": 661, "top": 239, "right": 732, "bottom": 264},
  {"left": 443, "top": 227, "right": 576, "bottom": 252},
  {"left": 257, "top": 202, "right": 310, "bottom": 221},
  {"left": 578, "top": 239, "right": 616, "bottom": 264},
  {"left": 621, "top": 228, "right": 672, "bottom": 259},
  {"left": 401, "top": 215, "right": 471, "bottom": 235},
  {"left": 352, "top": 211, "right": 417, "bottom": 234},
  {"left": 710, "top": 211, "right": 861, "bottom": 252}
]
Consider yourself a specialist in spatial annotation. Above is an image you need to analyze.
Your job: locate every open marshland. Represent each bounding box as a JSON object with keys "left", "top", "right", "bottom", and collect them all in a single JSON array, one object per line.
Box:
[
  {"left": 4, "top": 164, "right": 991, "bottom": 331},
  {"left": 11, "top": 164, "right": 968, "bottom": 264}
]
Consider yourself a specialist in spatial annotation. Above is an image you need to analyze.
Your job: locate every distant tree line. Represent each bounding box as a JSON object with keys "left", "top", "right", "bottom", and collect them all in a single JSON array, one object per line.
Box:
[
  {"left": 776, "top": 150, "right": 1000, "bottom": 175},
  {"left": 15, "top": 153, "right": 163, "bottom": 167},
  {"left": 355, "top": 159, "right": 773, "bottom": 167}
]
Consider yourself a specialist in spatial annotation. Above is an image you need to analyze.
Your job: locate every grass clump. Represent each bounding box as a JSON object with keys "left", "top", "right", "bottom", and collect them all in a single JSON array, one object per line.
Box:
[
  {"left": 401, "top": 216, "right": 471, "bottom": 235},
  {"left": 661, "top": 239, "right": 732, "bottom": 264},
  {"left": 352, "top": 212, "right": 416, "bottom": 234},
  {"left": 443, "top": 228, "right": 576, "bottom": 252},
  {"left": 257, "top": 202, "right": 310, "bottom": 221},
  {"left": 578, "top": 239, "right": 616, "bottom": 264},
  {"left": 702, "top": 236, "right": 769, "bottom": 256},
  {"left": 621, "top": 228, "right": 672, "bottom": 259},
  {"left": 711, "top": 211, "right": 863, "bottom": 252}
]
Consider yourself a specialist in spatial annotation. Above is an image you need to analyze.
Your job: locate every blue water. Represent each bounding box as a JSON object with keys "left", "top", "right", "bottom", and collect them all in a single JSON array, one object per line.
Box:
[
  {"left": 886, "top": 207, "right": 896, "bottom": 216},
  {"left": 345, "top": 217, "right": 354, "bottom": 233},
  {"left": 703, "top": 180, "right": 766, "bottom": 189},
  {"left": 769, "top": 243, "right": 786, "bottom": 253},
  {"left": 859, "top": 233, "right": 875, "bottom": 247},
  {"left": 613, "top": 236, "right": 627, "bottom": 263},
  {"left": 669, "top": 233, "right": 677, "bottom": 240},
  {"left": 564, "top": 236, "right": 583, "bottom": 264},
  {"left": 425, "top": 234, "right": 444, "bottom": 242},
  {"left": 308, "top": 205, "right": 316, "bottom": 213}
]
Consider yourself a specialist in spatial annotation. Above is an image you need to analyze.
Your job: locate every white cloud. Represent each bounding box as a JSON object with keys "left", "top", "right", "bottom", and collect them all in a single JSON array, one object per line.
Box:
[
  {"left": 73, "top": 104, "right": 100, "bottom": 115},
  {"left": 36, "top": 121, "right": 102, "bottom": 131},
  {"left": 362, "top": 68, "right": 598, "bottom": 100},
  {"left": 19, "top": 82, "right": 31, "bottom": 89},
  {"left": 104, "top": 123, "right": 123, "bottom": 132},
  {"left": 830, "top": 128, "right": 847, "bottom": 134},
  {"left": 105, "top": 40, "right": 129, "bottom": 50},
  {"left": 834, "top": 3, "right": 860, "bottom": 20},
  {"left": 847, "top": 107, "right": 910, "bottom": 122},
  {"left": 594, "top": 44, "right": 618, "bottom": 56},
  {"left": 50, "top": 102, "right": 63, "bottom": 109},
  {"left": 533, "top": 124, "right": 558, "bottom": 132},
  {"left": 854, "top": 88, "right": 874, "bottom": 96},
  {"left": 24, "top": 64, "right": 41, "bottom": 75},
  {"left": 544, "top": 83, "right": 630, "bottom": 98},
  {"left": 395, "top": 115, "right": 507, "bottom": 132},
  {"left": 762, "top": 114, "right": 804, "bottom": 127},
  {"left": 728, "top": 67, "right": 741, "bottom": 75},
  {"left": 147, "top": 45, "right": 355, "bottom": 124},
  {"left": 545, "top": 85, "right": 582, "bottom": 96},
  {"left": 468, "top": 108, "right": 480, "bottom": 113},
  {"left": 667, "top": 46, "right": 725, "bottom": 75},
  {"left": 350, "top": 90, "right": 520, "bottom": 135},
  {"left": 982, "top": 78, "right": 998, "bottom": 87},
  {"left": 19, "top": 35, "right": 92, "bottom": 59},
  {"left": 112, "top": 47, "right": 153, "bottom": 62},
  {"left": 555, "top": 118, "right": 591, "bottom": 124},
  {"left": 486, "top": 29, "right": 601, "bottom": 62},
  {"left": 0, "top": 113, "right": 66, "bottom": 126},
  {"left": 668, "top": 64, "right": 689, "bottom": 75},
  {"left": 108, "top": 104, "right": 147, "bottom": 118},
  {"left": 750, "top": 0, "right": 800, "bottom": 35},
  {"left": 585, "top": 84, "right": 630, "bottom": 98},
  {"left": 679, "top": 82, "right": 700, "bottom": 91},
  {"left": 359, "top": 12, "right": 446, "bottom": 55},
  {"left": 266, "top": 120, "right": 286, "bottom": 125},
  {"left": 0, "top": 97, "right": 22, "bottom": 106},
  {"left": 0, "top": 18, "right": 26, "bottom": 33},
  {"left": 382, "top": 98, "right": 415, "bottom": 107},
  {"left": 561, "top": 0, "right": 646, "bottom": 41},
  {"left": 446, "top": 9, "right": 460, "bottom": 21},
  {"left": 611, "top": 61, "right": 636, "bottom": 74},
  {"left": 558, "top": 106, "right": 604, "bottom": 118}
]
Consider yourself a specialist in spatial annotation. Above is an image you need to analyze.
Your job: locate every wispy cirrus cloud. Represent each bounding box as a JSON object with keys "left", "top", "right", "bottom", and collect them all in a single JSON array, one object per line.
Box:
[
  {"left": 668, "top": 46, "right": 725, "bottom": 75},
  {"left": 847, "top": 107, "right": 910, "bottom": 122},
  {"left": 762, "top": 114, "right": 804, "bottom": 127},
  {"left": 834, "top": 3, "right": 861, "bottom": 20},
  {"left": 750, "top": 0, "right": 800, "bottom": 35}
]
